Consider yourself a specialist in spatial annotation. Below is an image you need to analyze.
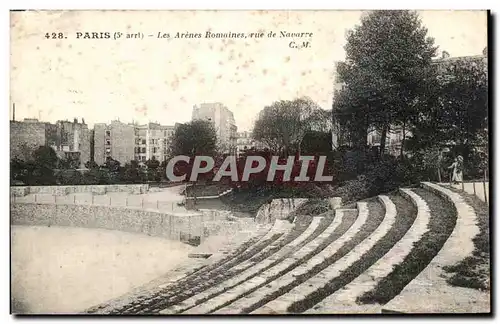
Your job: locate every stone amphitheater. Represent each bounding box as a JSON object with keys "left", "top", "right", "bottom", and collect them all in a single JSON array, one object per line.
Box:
[{"left": 11, "top": 182, "right": 490, "bottom": 314}]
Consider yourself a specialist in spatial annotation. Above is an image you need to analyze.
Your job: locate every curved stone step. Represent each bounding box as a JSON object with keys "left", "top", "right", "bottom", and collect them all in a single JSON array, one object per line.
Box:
[
  {"left": 84, "top": 222, "right": 269, "bottom": 314},
  {"left": 382, "top": 182, "right": 488, "bottom": 313},
  {"left": 136, "top": 218, "right": 308, "bottom": 313},
  {"left": 196, "top": 203, "right": 367, "bottom": 314},
  {"left": 306, "top": 189, "right": 430, "bottom": 314},
  {"left": 252, "top": 196, "right": 396, "bottom": 314},
  {"left": 159, "top": 216, "right": 325, "bottom": 314},
  {"left": 206, "top": 210, "right": 351, "bottom": 315},
  {"left": 108, "top": 222, "right": 285, "bottom": 314}
]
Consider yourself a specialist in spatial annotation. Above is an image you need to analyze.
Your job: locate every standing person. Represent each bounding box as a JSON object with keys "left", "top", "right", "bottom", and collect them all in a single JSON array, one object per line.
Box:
[{"left": 448, "top": 155, "right": 464, "bottom": 184}]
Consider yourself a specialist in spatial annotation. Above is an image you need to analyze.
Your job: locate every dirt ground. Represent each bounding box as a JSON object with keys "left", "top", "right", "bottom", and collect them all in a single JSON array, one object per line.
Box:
[{"left": 11, "top": 225, "right": 194, "bottom": 314}]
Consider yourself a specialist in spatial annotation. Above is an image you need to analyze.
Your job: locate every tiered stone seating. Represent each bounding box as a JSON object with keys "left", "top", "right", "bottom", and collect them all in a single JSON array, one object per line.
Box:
[
  {"left": 251, "top": 196, "right": 395, "bottom": 314},
  {"left": 86, "top": 182, "right": 490, "bottom": 315},
  {"left": 85, "top": 223, "right": 272, "bottom": 314},
  {"left": 305, "top": 188, "right": 430, "bottom": 314},
  {"left": 381, "top": 182, "right": 488, "bottom": 313},
  {"left": 159, "top": 216, "right": 324, "bottom": 314},
  {"left": 174, "top": 201, "right": 370, "bottom": 314}
]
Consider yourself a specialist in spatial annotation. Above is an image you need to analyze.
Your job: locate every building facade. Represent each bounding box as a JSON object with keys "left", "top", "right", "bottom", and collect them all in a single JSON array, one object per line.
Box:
[
  {"left": 10, "top": 119, "right": 48, "bottom": 161},
  {"left": 10, "top": 118, "right": 90, "bottom": 167},
  {"left": 236, "top": 131, "right": 256, "bottom": 156},
  {"left": 134, "top": 122, "right": 175, "bottom": 162},
  {"left": 93, "top": 120, "right": 135, "bottom": 165},
  {"left": 51, "top": 119, "right": 91, "bottom": 167},
  {"left": 192, "top": 102, "right": 238, "bottom": 154}
]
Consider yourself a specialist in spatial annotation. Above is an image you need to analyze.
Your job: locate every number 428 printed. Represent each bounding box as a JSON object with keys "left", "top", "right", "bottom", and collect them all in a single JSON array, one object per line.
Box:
[{"left": 45, "top": 32, "right": 67, "bottom": 39}]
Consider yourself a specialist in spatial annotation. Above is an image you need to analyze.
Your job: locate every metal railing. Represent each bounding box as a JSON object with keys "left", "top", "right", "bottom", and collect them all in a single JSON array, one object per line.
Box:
[{"left": 448, "top": 169, "right": 489, "bottom": 205}]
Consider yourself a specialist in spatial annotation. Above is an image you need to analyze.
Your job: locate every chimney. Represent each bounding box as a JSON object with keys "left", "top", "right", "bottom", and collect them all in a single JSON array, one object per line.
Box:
[{"left": 12, "top": 103, "right": 15, "bottom": 121}]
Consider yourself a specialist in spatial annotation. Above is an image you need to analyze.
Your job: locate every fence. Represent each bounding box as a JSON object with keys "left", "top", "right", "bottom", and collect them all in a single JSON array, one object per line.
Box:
[{"left": 449, "top": 168, "right": 489, "bottom": 205}]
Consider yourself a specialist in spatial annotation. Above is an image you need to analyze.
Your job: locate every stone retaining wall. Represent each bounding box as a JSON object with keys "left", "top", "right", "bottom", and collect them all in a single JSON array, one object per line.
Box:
[
  {"left": 11, "top": 202, "right": 228, "bottom": 243},
  {"left": 255, "top": 198, "right": 308, "bottom": 224},
  {"left": 10, "top": 184, "right": 149, "bottom": 197}
]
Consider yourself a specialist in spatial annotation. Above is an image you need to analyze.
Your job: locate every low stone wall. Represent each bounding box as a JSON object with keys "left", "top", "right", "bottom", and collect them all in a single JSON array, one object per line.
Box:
[
  {"left": 10, "top": 184, "right": 149, "bottom": 197},
  {"left": 185, "top": 189, "right": 233, "bottom": 200},
  {"left": 11, "top": 202, "right": 228, "bottom": 243},
  {"left": 11, "top": 186, "right": 29, "bottom": 197},
  {"left": 255, "top": 198, "right": 308, "bottom": 224}
]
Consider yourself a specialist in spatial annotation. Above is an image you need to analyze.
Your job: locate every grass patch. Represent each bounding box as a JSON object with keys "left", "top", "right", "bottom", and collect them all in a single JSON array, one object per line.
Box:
[
  {"left": 357, "top": 188, "right": 456, "bottom": 305},
  {"left": 441, "top": 186, "right": 490, "bottom": 291},
  {"left": 287, "top": 199, "right": 331, "bottom": 222},
  {"left": 241, "top": 199, "right": 385, "bottom": 313},
  {"left": 209, "top": 210, "right": 358, "bottom": 315},
  {"left": 203, "top": 212, "right": 340, "bottom": 314},
  {"left": 145, "top": 214, "right": 322, "bottom": 313},
  {"left": 291, "top": 193, "right": 417, "bottom": 313},
  {"left": 160, "top": 216, "right": 318, "bottom": 313},
  {"left": 220, "top": 184, "right": 335, "bottom": 214}
]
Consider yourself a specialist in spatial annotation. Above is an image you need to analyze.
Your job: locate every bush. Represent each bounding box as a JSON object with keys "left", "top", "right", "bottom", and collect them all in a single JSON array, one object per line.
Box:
[
  {"left": 331, "top": 156, "right": 421, "bottom": 203},
  {"left": 292, "top": 198, "right": 331, "bottom": 216}
]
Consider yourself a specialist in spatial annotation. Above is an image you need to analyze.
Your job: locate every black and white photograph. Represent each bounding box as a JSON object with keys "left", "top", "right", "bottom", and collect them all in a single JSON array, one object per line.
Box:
[{"left": 8, "top": 9, "right": 490, "bottom": 315}]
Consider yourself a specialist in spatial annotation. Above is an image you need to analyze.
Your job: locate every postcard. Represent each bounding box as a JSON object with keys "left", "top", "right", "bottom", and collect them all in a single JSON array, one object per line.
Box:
[{"left": 10, "top": 9, "right": 490, "bottom": 315}]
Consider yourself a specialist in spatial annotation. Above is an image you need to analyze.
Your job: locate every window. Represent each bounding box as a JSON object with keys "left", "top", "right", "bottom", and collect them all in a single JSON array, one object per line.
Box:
[
  {"left": 105, "top": 130, "right": 111, "bottom": 137},
  {"left": 141, "top": 147, "right": 146, "bottom": 153},
  {"left": 164, "top": 130, "right": 167, "bottom": 136},
  {"left": 153, "top": 147, "right": 157, "bottom": 153},
  {"left": 106, "top": 140, "right": 111, "bottom": 145},
  {"left": 105, "top": 148, "right": 111, "bottom": 153},
  {"left": 142, "top": 139, "right": 146, "bottom": 145},
  {"left": 142, "top": 156, "right": 146, "bottom": 161}
]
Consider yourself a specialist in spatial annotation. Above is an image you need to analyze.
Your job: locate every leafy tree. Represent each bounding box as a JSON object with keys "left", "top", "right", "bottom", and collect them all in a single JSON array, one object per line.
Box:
[
  {"left": 168, "top": 120, "right": 218, "bottom": 158},
  {"left": 301, "top": 130, "right": 332, "bottom": 155},
  {"left": 145, "top": 156, "right": 162, "bottom": 182},
  {"left": 253, "top": 97, "right": 330, "bottom": 155},
  {"left": 121, "top": 160, "right": 141, "bottom": 183},
  {"left": 59, "top": 154, "right": 80, "bottom": 169},
  {"left": 103, "top": 157, "right": 121, "bottom": 173},
  {"left": 84, "top": 160, "right": 99, "bottom": 169},
  {"left": 33, "top": 145, "right": 59, "bottom": 169},
  {"left": 334, "top": 10, "right": 438, "bottom": 155},
  {"left": 407, "top": 58, "right": 488, "bottom": 178}
]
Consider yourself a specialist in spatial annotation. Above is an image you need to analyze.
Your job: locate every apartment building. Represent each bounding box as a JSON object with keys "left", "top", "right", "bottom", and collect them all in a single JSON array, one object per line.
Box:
[
  {"left": 10, "top": 119, "right": 48, "bottom": 161},
  {"left": 10, "top": 117, "right": 90, "bottom": 167},
  {"left": 52, "top": 119, "right": 91, "bottom": 167},
  {"left": 236, "top": 131, "right": 255, "bottom": 156},
  {"left": 134, "top": 122, "right": 175, "bottom": 162},
  {"left": 93, "top": 120, "right": 135, "bottom": 165},
  {"left": 192, "top": 102, "right": 238, "bottom": 154}
]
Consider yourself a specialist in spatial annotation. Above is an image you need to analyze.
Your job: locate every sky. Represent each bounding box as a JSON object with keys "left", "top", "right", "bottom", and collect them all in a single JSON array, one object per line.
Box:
[{"left": 10, "top": 10, "right": 488, "bottom": 131}]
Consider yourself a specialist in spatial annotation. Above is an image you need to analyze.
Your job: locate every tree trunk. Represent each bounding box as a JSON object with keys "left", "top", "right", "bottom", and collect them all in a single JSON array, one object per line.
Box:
[
  {"left": 400, "top": 121, "right": 406, "bottom": 158},
  {"left": 379, "top": 124, "right": 389, "bottom": 157}
]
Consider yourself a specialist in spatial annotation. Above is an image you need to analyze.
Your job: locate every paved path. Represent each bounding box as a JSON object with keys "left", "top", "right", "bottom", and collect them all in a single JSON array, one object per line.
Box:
[{"left": 12, "top": 185, "right": 189, "bottom": 213}]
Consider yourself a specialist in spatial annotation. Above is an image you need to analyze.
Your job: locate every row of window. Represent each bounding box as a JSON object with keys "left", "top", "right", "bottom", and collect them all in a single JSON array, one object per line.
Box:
[
  {"left": 135, "top": 138, "right": 171, "bottom": 145},
  {"left": 134, "top": 147, "right": 162, "bottom": 153},
  {"left": 134, "top": 155, "right": 168, "bottom": 162},
  {"left": 106, "top": 130, "right": 174, "bottom": 137}
]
